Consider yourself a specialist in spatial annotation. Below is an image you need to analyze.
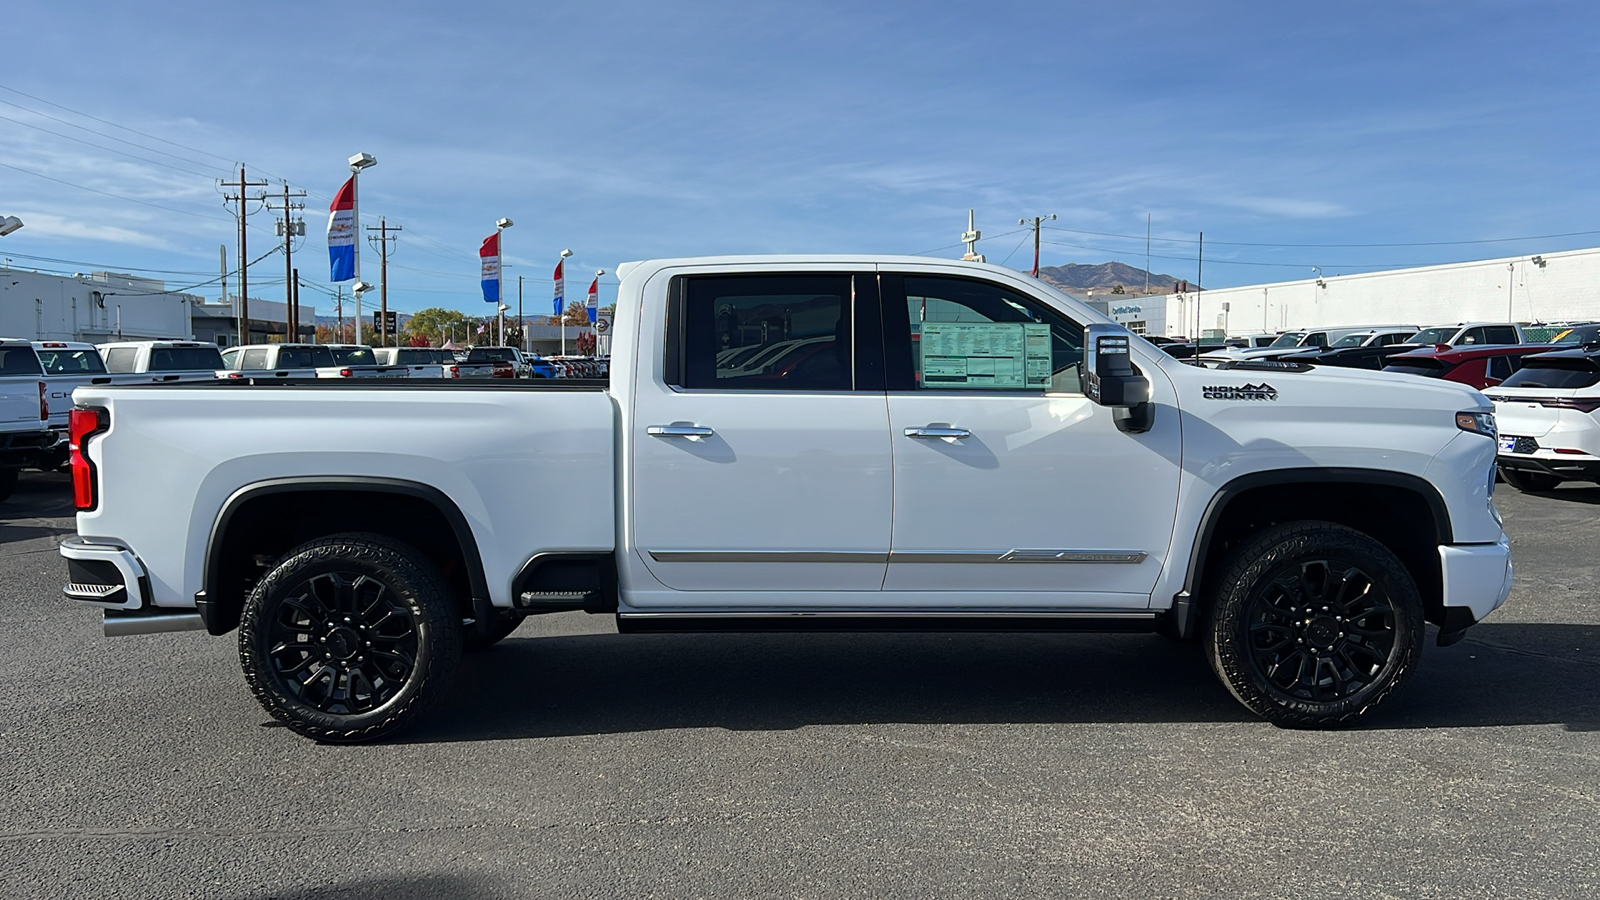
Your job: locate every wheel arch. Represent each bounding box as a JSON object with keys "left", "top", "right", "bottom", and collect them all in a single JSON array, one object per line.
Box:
[
  {"left": 1182, "top": 468, "right": 1452, "bottom": 631},
  {"left": 197, "top": 476, "right": 490, "bottom": 636}
]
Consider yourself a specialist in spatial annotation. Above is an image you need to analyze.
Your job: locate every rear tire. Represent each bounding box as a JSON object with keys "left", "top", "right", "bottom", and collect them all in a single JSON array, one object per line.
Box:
[
  {"left": 239, "top": 533, "right": 463, "bottom": 743},
  {"left": 1499, "top": 467, "right": 1562, "bottom": 493},
  {"left": 1204, "top": 522, "right": 1424, "bottom": 729}
]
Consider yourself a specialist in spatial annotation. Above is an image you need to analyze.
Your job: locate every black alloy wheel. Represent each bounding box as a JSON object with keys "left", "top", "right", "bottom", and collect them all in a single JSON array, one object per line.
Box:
[
  {"left": 239, "top": 533, "right": 462, "bottom": 742},
  {"left": 1205, "top": 522, "right": 1423, "bottom": 728},
  {"left": 1244, "top": 560, "right": 1396, "bottom": 703}
]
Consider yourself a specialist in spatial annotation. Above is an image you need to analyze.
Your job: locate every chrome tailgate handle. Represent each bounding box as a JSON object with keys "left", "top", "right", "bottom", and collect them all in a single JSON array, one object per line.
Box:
[
  {"left": 904, "top": 426, "right": 971, "bottom": 439},
  {"left": 648, "top": 424, "right": 715, "bottom": 438}
]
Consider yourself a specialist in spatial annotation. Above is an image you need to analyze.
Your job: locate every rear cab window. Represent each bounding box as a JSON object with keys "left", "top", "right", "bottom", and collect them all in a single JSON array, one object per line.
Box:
[
  {"left": 35, "top": 349, "right": 105, "bottom": 375},
  {"left": 149, "top": 346, "right": 225, "bottom": 371},
  {"left": 0, "top": 345, "right": 45, "bottom": 376}
]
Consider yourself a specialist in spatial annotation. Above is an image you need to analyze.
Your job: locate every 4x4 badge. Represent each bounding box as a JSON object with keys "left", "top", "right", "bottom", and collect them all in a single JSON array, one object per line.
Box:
[{"left": 1203, "top": 383, "right": 1278, "bottom": 401}]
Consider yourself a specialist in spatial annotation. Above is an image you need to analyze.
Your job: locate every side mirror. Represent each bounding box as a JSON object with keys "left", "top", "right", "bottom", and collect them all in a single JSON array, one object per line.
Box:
[{"left": 1085, "top": 324, "right": 1154, "bottom": 434}]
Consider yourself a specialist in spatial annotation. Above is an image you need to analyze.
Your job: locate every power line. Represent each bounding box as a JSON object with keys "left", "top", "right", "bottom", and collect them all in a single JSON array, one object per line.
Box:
[
  {"left": 1047, "top": 224, "right": 1600, "bottom": 250},
  {"left": 0, "top": 160, "right": 231, "bottom": 222},
  {"left": 0, "top": 83, "right": 239, "bottom": 166},
  {"left": 0, "top": 102, "right": 226, "bottom": 177}
]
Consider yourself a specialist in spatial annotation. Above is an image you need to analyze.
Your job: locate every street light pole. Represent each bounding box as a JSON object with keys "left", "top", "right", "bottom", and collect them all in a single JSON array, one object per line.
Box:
[
  {"left": 347, "top": 152, "right": 377, "bottom": 345},
  {"left": 495, "top": 218, "right": 513, "bottom": 346},
  {"left": 518, "top": 275, "right": 525, "bottom": 353}
]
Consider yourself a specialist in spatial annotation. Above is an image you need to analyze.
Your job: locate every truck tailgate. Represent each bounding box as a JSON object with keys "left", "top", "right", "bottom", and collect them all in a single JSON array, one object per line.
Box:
[{"left": 73, "top": 383, "right": 616, "bottom": 609}]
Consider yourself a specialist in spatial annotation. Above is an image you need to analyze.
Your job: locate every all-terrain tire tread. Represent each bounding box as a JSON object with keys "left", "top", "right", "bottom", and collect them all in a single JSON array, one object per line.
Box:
[{"left": 1203, "top": 520, "right": 1424, "bottom": 729}]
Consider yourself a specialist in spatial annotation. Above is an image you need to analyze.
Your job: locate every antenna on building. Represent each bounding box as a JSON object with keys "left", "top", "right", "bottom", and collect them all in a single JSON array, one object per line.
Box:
[{"left": 960, "top": 210, "right": 984, "bottom": 262}]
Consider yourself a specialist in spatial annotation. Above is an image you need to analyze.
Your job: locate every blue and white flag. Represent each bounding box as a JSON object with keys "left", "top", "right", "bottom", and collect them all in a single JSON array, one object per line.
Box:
[{"left": 327, "top": 177, "right": 356, "bottom": 282}]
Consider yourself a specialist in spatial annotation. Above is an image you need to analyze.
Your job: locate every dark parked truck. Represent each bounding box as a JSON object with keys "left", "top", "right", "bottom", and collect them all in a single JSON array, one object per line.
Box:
[{"left": 61, "top": 256, "right": 1513, "bottom": 741}]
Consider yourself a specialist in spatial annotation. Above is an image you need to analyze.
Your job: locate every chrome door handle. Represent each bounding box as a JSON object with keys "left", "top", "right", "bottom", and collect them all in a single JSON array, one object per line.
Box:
[
  {"left": 647, "top": 425, "right": 715, "bottom": 438},
  {"left": 904, "top": 426, "right": 971, "bottom": 439}
]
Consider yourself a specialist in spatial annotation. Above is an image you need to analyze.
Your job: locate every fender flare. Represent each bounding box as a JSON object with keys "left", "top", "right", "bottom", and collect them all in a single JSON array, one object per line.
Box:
[
  {"left": 1181, "top": 466, "right": 1452, "bottom": 599},
  {"left": 196, "top": 476, "right": 490, "bottom": 635}
]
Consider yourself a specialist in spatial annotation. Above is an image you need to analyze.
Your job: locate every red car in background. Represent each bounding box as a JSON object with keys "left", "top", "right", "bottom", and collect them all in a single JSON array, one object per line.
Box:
[{"left": 1382, "top": 344, "right": 1559, "bottom": 389}]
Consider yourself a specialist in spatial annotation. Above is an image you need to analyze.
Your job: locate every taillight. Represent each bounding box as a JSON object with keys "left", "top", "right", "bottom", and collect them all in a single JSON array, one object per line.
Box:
[
  {"left": 70, "top": 407, "right": 108, "bottom": 511},
  {"left": 1539, "top": 398, "right": 1600, "bottom": 413},
  {"left": 39, "top": 381, "right": 48, "bottom": 420},
  {"left": 339, "top": 368, "right": 353, "bottom": 377},
  {"left": 448, "top": 365, "right": 460, "bottom": 377}
]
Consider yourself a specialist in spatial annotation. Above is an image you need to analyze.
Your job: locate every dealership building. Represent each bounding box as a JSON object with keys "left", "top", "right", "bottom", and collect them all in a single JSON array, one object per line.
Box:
[{"left": 1137, "top": 245, "right": 1600, "bottom": 339}]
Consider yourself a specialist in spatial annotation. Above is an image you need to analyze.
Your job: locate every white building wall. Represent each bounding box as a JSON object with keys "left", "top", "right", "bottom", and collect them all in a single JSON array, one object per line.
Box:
[
  {"left": 0, "top": 268, "right": 195, "bottom": 342},
  {"left": 1159, "top": 246, "right": 1600, "bottom": 338}
]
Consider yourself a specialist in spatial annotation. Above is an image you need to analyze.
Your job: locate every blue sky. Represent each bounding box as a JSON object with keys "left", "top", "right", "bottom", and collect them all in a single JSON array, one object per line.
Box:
[{"left": 2, "top": 0, "right": 1597, "bottom": 317}]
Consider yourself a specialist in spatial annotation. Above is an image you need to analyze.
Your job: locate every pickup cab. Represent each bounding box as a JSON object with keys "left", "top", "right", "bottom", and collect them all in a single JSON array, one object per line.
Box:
[
  {"left": 0, "top": 338, "right": 50, "bottom": 502},
  {"left": 61, "top": 256, "right": 1513, "bottom": 742},
  {"left": 219, "top": 344, "right": 410, "bottom": 379},
  {"left": 458, "top": 346, "right": 524, "bottom": 378},
  {"left": 99, "top": 340, "right": 227, "bottom": 382}
]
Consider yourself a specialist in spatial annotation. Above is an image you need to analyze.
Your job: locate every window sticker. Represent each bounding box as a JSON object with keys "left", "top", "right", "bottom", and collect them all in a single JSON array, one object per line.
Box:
[{"left": 920, "top": 322, "right": 1052, "bottom": 389}]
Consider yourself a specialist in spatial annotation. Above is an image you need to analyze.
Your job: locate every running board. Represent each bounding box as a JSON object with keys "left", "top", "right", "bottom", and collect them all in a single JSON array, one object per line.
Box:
[
  {"left": 103, "top": 611, "right": 206, "bottom": 637},
  {"left": 615, "top": 610, "right": 1159, "bottom": 634}
]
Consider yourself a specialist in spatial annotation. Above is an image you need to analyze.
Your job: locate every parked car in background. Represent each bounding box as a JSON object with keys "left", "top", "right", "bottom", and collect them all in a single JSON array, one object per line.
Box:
[
  {"left": 1406, "top": 322, "right": 1523, "bottom": 346},
  {"left": 1198, "top": 327, "right": 1390, "bottom": 365},
  {"left": 1382, "top": 344, "right": 1559, "bottom": 390},
  {"left": 32, "top": 341, "right": 112, "bottom": 469},
  {"left": 1485, "top": 346, "right": 1600, "bottom": 492},
  {"left": 99, "top": 341, "right": 226, "bottom": 382},
  {"left": 459, "top": 346, "right": 527, "bottom": 378},
  {"left": 1547, "top": 323, "right": 1600, "bottom": 345},
  {"left": 0, "top": 338, "right": 50, "bottom": 501},
  {"left": 373, "top": 347, "right": 458, "bottom": 378},
  {"left": 524, "top": 355, "right": 562, "bottom": 378},
  {"left": 220, "top": 344, "right": 409, "bottom": 379}
]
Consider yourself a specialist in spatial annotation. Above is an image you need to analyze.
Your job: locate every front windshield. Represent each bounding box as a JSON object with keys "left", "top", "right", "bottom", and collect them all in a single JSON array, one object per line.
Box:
[
  {"left": 1267, "top": 332, "right": 1305, "bottom": 348},
  {"left": 1553, "top": 326, "right": 1600, "bottom": 344},
  {"left": 1330, "top": 333, "right": 1371, "bottom": 348},
  {"left": 1409, "top": 327, "right": 1456, "bottom": 344}
]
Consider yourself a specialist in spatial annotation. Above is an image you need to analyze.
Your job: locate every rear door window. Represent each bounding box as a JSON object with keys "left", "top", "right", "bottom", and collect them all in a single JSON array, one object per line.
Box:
[
  {"left": 668, "top": 273, "right": 864, "bottom": 391},
  {"left": 241, "top": 348, "right": 269, "bottom": 370}
]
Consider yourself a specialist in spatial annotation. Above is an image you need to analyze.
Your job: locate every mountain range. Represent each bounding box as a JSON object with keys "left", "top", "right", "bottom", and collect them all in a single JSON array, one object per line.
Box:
[{"left": 1035, "top": 262, "right": 1196, "bottom": 293}]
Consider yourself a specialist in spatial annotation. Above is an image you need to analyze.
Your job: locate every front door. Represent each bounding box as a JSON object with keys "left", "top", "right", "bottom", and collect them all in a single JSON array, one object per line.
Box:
[
  {"left": 879, "top": 269, "right": 1182, "bottom": 608},
  {"left": 628, "top": 270, "right": 892, "bottom": 601}
]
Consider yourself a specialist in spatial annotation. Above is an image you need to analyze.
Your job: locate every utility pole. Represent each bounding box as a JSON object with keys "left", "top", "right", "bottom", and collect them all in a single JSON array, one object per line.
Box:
[
  {"left": 292, "top": 268, "right": 304, "bottom": 343},
  {"left": 267, "top": 181, "right": 307, "bottom": 341},
  {"left": 518, "top": 275, "right": 526, "bottom": 353},
  {"left": 1195, "top": 232, "right": 1205, "bottom": 341},
  {"left": 367, "top": 218, "right": 401, "bottom": 346},
  {"left": 220, "top": 166, "right": 268, "bottom": 344},
  {"left": 335, "top": 285, "right": 344, "bottom": 343},
  {"left": 1018, "top": 214, "right": 1056, "bottom": 277}
]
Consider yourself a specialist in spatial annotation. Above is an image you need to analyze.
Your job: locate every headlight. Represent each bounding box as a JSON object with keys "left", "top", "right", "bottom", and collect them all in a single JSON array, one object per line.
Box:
[{"left": 1456, "top": 410, "right": 1497, "bottom": 439}]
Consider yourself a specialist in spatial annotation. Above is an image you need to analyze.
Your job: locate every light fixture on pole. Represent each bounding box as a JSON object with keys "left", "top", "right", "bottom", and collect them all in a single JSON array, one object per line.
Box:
[
  {"left": 347, "top": 153, "right": 376, "bottom": 345},
  {"left": 353, "top": 281, "right": 373, "bottom": 346},
  {"left": 496, "top": 218, "right": 513, "bottom": 346},
  {"left": 0, "top": 216, "right": 23, "bottom": 237},
  {"left": 1311, "top": 266, "right": 1326, "bottom": 289}
]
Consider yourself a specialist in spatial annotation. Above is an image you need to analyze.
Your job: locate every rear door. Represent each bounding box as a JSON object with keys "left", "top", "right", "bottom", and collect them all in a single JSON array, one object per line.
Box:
[
  {"left": 628, "top": 269, "right": 892, "bottom": 599},
  {"left": 0, "top": 345, "right": 44, "bottom": 428}
]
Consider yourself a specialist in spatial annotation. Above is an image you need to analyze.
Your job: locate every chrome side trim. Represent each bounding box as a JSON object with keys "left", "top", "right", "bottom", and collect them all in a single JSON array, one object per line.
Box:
[
  {"left": 889, "top": 549, "right": 1148, "bottom": 564},
  {"left": 644, "top": 549, "right": 1146, "bottom": 565},
  {"left": 64, "top": 583, "right": 125, "bottom": 601},
  {"left": 103, "top": 612, "right": 206, "bottom": 637},
  {"left": 648, "top": 550, "right": 889, "bottom": 564}
]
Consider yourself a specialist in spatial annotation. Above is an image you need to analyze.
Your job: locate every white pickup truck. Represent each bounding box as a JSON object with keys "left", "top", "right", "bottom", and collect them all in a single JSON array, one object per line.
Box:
[
  {"left": 61, "top": 256, "right": 1513, "bottom": 743},
  {"left": 219, "top": 344, "right": 410, "bottom": 379},
  {"left": 0, "top": 338, "right": 51, "bottom": 502}
]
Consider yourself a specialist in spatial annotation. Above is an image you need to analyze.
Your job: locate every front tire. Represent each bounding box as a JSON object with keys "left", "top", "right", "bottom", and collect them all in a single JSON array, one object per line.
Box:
[
  {"left": 1204, "top": 522, "right": 1423, "bottom": 728},
  {"left": 239, "top": 533, "right": 463, "bottom": 743},
  {"left": 1499, "top": 466, "right": 1562, "bottom": 493}
]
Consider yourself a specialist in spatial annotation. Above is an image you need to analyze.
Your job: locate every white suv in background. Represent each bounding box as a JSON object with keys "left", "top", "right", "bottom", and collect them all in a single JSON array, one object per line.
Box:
[{"left": 1485, "top": 346, "right": 1600, "bottom": 492}]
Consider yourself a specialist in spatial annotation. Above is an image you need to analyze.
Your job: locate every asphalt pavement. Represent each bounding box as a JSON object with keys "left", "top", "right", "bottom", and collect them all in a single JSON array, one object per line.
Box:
[{"left": 2, "top": 470, "right": 1596, "bottom": 899}]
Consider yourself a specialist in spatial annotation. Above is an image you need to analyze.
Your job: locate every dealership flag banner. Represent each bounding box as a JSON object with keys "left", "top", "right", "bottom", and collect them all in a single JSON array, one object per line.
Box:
[
  {"left": 587, "top": 277, "right": 599, "bottom": 323},
  {"left": 327, "top": 177, "right": 357, "bottom": 282},
  {"left": 553, "top": 259, "right": 566, "bottom": 316},
  {"left": 479, "top": 233, "right": 501, "bottom": 302}
]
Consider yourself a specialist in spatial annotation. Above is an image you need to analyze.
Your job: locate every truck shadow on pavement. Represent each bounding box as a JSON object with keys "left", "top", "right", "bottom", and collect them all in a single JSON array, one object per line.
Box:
[
  {"left": 404, "top": 622, "right": 1600, "bottom": 743},
  {"left": 0, "top": 471, "right": 75, "bottom": 546}
]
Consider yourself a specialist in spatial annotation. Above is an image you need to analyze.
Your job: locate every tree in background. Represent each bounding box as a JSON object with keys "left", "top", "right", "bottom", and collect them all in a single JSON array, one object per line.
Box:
[
  {"left": 407, "top": 333, "right": 432, "bottom": 347},
  {"left": 576, "top": 332, "right": 596, "bottom": 355},
  {"left": 561, "top": 300, "right": 590, "bottom": 326},
  {"left": 404, "top": 307, "right": 476, "bottom": 346}
]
